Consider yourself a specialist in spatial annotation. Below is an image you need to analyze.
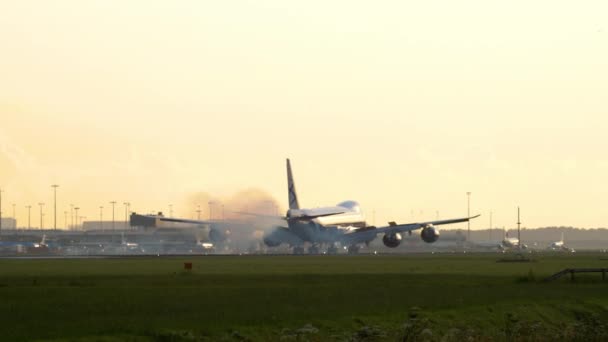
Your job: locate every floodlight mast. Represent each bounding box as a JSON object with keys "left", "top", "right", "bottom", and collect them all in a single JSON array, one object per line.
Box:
[
  {"left": 110, "top": 201, "right": 116, "bottom": 230},
  {"left": 51, "top": 184, "right": 59, "bottom": 231},
  {"left": 517, "top": 207, "right": 521, "bottom": 250}
]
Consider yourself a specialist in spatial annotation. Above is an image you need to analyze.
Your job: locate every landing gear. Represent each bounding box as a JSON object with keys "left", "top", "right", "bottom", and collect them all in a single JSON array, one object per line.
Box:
[
  {"left": 347, "top": 245, "right": 360, "bottom": 254},
  {"left": 292, "top": 246, "right": 305, "bottom": 255}
]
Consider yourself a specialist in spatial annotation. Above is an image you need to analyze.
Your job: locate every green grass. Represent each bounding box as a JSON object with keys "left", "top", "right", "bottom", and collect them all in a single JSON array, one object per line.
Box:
[{"left": 0, "top": 253, "right": 607, "bottom": 341}]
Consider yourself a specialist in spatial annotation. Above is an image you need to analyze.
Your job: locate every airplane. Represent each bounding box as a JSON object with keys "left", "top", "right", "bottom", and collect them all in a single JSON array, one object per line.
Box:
[
  {"left": 500, "top": 231, "right": 521, "bottom": 250},
  {"left": 470, "top": 228, "right": 531, "bottom": 252},
  {"left": 100, "top": 233, "right": 143, "bottom": 254},
  {"left": 260, "top": 159, "right": 480, "bottom": 254},
  {"left": 548, "top": 232, "right": 574, "bottom": 252},
  {"left": 0, "top": 234, "right": 59, "bottom": 254}
]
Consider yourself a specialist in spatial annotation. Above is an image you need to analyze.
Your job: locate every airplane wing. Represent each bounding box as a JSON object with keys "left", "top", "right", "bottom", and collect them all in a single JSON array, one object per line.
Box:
[
  {"left": 157, "top": 217, "right": 211, "bottom": 225},
  {"left": 233, "top": 211, "right": 285, "bottom": 220},
  {"left": 339, "top": 215, "right": 480, "bottom": 245},
  {"left": 234, "top": 209, "right": 346, "bottom": 221},
  {"left": 374, "top": 215, "right": 481, "bottom": 235}
]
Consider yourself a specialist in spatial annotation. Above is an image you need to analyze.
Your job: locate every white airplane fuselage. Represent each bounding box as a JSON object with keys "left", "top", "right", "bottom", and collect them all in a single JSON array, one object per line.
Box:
[
  {"left": 502, "top": 237, "right": 520, "bottom": 248},
  {"left": 307, "top": 201, "right": 366, "bottom": 227}
]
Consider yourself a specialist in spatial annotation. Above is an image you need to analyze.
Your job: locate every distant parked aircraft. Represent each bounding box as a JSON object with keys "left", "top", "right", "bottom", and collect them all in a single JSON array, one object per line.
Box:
[
  {"left": 472, "top": 229, "right": 527, "bottom": 252},
  {"left": 0, "top": 234, "right": 58, "bottom": 254},
  {"left": 548, "top": 232, "right": 574, "bottom": 252}
]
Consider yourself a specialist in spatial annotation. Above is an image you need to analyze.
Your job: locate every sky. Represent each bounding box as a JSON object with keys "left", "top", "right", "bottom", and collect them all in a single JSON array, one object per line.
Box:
[{"left": 0, "top": 1, "right": 607, "bottom": 229}]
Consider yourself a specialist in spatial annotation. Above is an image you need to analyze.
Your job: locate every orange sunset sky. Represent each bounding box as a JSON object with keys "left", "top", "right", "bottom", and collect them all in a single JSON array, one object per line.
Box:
[{"left": 1, "top": 1, "right": 607, "bottom": 229}]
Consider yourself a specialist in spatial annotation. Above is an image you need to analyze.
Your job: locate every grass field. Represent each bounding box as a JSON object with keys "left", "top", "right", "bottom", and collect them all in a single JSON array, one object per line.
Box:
[{"left": 1, "top": 253, "right": 607, "bottom": 341}]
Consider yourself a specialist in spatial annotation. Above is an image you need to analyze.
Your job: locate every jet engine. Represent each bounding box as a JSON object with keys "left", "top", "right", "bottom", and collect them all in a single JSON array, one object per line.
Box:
[
  {"left": 382, "top": 232, "right": 402, "bottom": 248},
  {"left": 420, "top": 225, "right": 440, "bottom": 243}
]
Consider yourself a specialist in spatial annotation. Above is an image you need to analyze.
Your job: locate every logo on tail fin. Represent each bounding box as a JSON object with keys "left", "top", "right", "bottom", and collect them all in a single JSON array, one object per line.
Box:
[{"left": 286, "top": 158, "right": 300, "bottom": 210}]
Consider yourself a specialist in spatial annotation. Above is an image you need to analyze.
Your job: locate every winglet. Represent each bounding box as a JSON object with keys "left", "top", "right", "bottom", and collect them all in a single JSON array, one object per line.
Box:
[{"left": 287, "top": 158, "right": 300, "bottom": 210}]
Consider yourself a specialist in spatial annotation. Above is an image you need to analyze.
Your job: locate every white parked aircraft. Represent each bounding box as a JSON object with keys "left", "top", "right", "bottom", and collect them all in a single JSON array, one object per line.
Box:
[
  {"left": 500, "top": 232, "right": 521, "bottom": 250},
  {"left": 548, "top": 232, "right": 574, "bottom": 252},
  {"left": 261, "top": 159, "right": 479, "bottom": 254}
]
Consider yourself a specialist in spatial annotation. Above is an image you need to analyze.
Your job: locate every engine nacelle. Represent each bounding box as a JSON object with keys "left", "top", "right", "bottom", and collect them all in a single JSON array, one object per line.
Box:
[
  {"left": 382, "top": 232, "right": 402, "bottom": 248},
  {"left": 420, "top": 225, "right": 440, "bottom": 243},
  {"left": 209, "top": 228, "right": 228, "bottom": 243}
]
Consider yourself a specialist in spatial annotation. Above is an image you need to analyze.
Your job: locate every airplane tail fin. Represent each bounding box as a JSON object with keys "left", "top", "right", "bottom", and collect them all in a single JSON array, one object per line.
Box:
[
  {"left": 561, "top": 231, "right": 564, "bottom": 243},
  {"left": 40, "top": 234, "right": 47, "bottom": 246},
  {"left": 286, "top": 158, "right": 300, "bottom": 210}
]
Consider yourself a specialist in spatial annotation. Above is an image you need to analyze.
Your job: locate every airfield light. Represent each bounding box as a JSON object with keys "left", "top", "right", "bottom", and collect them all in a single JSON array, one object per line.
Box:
[{"left": 51, "top": 184, "right": 59, "bottom": 231}]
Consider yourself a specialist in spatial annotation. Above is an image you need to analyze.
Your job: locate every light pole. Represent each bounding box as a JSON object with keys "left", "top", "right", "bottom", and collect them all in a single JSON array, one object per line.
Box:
[
  {"left": 123, "top": 202, "right": 130, "bottom": 229},
  {"left": 517, "top": 207, "right": 521, "bottom": 251},
  {"left": 110, "top": 201, "right": 116, "bottom": 230},
  {"left": 26, "top": 205, "right": 31, "bottom": 230},
  {"left": 70, "top": 204, "right": 74, "bottom": 229},
  {"left": 466, "top": 192, "right": 471, "bottom": 241},
  {"left": 100, "top": 206, "right": 104, "bottom": 231},
  {"left": 74, "top": 207, "right": 79, "bottom": 230},
  {"left": 196, "top": 204, "right": 201, "bottom": 220},
  {"left": 38, "top": 203, "right": 45, "bottom": 229},
  {"left": 64, "top": 211, "right": 68, "bottom": 230},
  {"left": 51, "top": 184, "right": 59, "bottom": 230},
  {"left": 208, "top": 201, "right": 213, "bottom": 221},
  {"left": 12, "top": 203, "right": 16, "bottom": 229},
  {"left": 169, "top": 204, "right": 173, "bottom": 218}
]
